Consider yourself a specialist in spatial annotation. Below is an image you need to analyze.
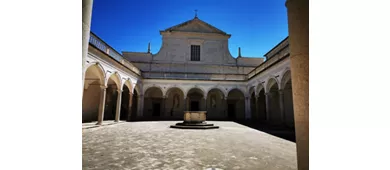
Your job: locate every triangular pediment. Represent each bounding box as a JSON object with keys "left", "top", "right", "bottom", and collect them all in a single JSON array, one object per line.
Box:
[{"left": 162, "top": 18, "right": 228, "bottom": 35}]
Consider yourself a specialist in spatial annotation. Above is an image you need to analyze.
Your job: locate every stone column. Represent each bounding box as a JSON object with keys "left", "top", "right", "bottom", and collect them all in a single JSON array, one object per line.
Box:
[
  {"left": 286, "top": 0, "right": 309, "bottom": 169},
  {"left": 162, "top": 96, "right": 166, "bottom": 117},
  {"left": 82, "top": 0, "right": 94, "bottom": 91},
  {"left": 278, "top": 90, "right": 285, "bottom": 124},
  {"left": 97, "top": 85, "right": 107, "bottom": 125},
  {"left": 115, "top": 89, "right": 122, "bottom": 122},
  {"left": 245, "top": 97, "right": 251, "bottom": 120},
  {"left": 255, "top": 94, "right": 260, "bottom": 121},
  {"left": 264, "top": 92, "right": 271, "bottom": 121},
  {"left": 202, "top": 97, "right": 207, "bottom": 111},
  {"left": 223, "top": 97, "right": 228, "bottom": 119},
  {"left": 137, "top": 95, "right": 144, "bottom": 117},
  {"left": 127, "top": 92, "right": 133, "bottom": 121},
  {"left": 183, "top": 97, "right": 187, "bottom": 111}
]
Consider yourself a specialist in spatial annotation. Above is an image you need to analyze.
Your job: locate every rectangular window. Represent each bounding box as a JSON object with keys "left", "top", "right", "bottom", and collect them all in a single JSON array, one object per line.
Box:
[{"left": 190, "top": 45, "right": 200, "bottom": 61}]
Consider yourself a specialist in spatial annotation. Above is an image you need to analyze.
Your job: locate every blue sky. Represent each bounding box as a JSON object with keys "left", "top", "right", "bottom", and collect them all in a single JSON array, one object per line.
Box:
[{"left": 91, "top": 0, "right": 288, "bottom": 58}]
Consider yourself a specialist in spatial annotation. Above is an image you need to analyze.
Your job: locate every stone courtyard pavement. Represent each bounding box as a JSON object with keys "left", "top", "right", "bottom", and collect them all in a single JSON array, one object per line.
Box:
[{"left": 82, "top": 121, "right": 297, "bottom": 170}]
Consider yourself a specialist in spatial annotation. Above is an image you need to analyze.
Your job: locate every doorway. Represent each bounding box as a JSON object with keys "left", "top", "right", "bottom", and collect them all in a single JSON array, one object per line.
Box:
[
  {"left": 228, "top": 103, "right": 235, "bottom": 120},
  {"left": 152, "top": 103, "right": 160, "bottom": 116}
]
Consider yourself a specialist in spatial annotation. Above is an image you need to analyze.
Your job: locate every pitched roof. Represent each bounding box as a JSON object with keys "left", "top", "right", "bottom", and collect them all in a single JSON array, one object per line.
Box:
[{"left": 160, "top": 17, "right": 229, "bottom": 35}]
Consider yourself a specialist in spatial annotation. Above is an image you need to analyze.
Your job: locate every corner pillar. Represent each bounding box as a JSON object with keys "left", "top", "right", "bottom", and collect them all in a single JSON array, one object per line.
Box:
[
  {"left": 264, "top": 92, "right": 271, "bottom": 121},
  {"left": 279, "top": 90, "right": 285, "bottom": 124},
  {"left": 255, "top": 94, "right": 260, "bottom": 121},
  {"left": 286, "top": 0, "right": 309, "bottom": 169},
  {"left": 127, "top": 92, "right": 133, "bottom": 121},
  {"left": 137, "top": 95, "right": 144, "bottom": 117},
  {"left": 245, "top": 97, "right": 251, "bottom": 120}
]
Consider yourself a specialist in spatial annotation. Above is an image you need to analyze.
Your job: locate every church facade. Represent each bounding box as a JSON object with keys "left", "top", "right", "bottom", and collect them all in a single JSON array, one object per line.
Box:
[{"left": 82, "top": 16, "right": 294, "bottom": 127}]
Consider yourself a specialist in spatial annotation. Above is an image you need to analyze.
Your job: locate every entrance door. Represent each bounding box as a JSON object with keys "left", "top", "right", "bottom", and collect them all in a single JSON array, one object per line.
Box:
[
  {"left": 152, "top": 103, "right": 160, "bottom": 116},
  {"left": 228, "top": 103, "right": 235, "bottom": 120},
  {"left": 190, "top": 101, "right": 199, "bottom": 111}
]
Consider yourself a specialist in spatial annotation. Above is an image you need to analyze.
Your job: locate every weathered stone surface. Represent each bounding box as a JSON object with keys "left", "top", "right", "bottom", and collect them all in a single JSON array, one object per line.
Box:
[{"left": 83, "top": 121, "right": 297, "bottom": 170}]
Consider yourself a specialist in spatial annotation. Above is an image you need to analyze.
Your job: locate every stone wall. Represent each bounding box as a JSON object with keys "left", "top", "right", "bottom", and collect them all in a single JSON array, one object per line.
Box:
[{"left": 122, "top": 31, "right": 263, "bottom": 80}]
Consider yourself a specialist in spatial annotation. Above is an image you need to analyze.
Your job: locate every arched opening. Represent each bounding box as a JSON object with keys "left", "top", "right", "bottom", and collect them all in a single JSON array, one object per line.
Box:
[
  {"left": 103, "top": 73, "right": 121, "bottom": 121},
  {"left": 82, "top": 64, "right": 105, "bottom": 123},
  {"left": 119, "top": 83, "right": 131, "bottom": 121},
  {"left": 250, "top": 90, "right": 256, "bottom": 121},
  {"left": 166, "top": 87, "right": 185, "bottom": 119},
  {"left": 130, "top": 87, "right": 139, "bottom": 121},
  {"left": 282, "top": 71, "right": 295, "bottom": 128},
  {"left": 144, "top": 87, "right": 163, "bottom": 120},
  {"left": 257, "top": 88, "right": 267, "bottom": 121},
  {"left": 206, "top": 88, "right": 225, "bottom": 120},
  {"left": 227, "top": 89, "right": 245, "bottom": 120},
  {"left": 267, "top": 78, "right": 282, "bottom": 124},
  {"left": 187, "top": 88, "right": 205, "bottom": 111}
]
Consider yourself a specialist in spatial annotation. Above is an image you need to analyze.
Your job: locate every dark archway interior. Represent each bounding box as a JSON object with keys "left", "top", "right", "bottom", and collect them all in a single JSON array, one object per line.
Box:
[
  {"left": 166, "top": 87, "right": 184, "bottom": 119},
  {"left": 82, "top": 65, "right": 104, "bottom": 123},
  {"left": 250, "top": 92, "right": 256, "bottom": 121},
  {"left": 283, "top": 79, "right": 295, "bottom": 128},
  {"left": 131, "top": 89, "right": 138, "bottom": 121},
  {"left": 227, "top": 89, "right": 245, "bottom": 120},
  {"left": 269, "top": 83, "right": 281, "bottom": 124},
  {"left": 82, "top": 79, "right": 101, "bottom": 123},
  {"left": 103, "top": 85, "right": 118, "bottom": 121},
  {"left": 144, "top": 87, "right": 163, "bottom": 119},
  {"left": 187, "top": 88, "right": 205, "bottom": 111},
  {"left": 120, "top": 85, "right": 130, "bottom": 121},
  {"left": 206, "top": 89, "right": 225, "bottom": 120},
  {"left": 257, "top": 89, "right": 267, "bottom": 121}
]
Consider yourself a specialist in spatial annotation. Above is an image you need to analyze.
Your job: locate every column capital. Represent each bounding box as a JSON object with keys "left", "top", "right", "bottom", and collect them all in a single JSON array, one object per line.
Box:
[
  {"left": 265, "top": 92, "right": 271, "bottom": 96},
  {"left": 255, "top": 94, "right": 259, "bottom": 98},
  {"left": 117, "top": 89, "right": 122, "bottom": 93},
  {"left": 100, "top": 85, "right": 107, "bottom": 90},
  {"left": 278, "top": 90, "right": 284, "bottom": 95}
]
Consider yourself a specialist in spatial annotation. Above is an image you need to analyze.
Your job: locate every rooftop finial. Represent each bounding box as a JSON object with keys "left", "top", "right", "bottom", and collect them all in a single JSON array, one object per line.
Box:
[
  {"left": 238, "top": 47, "right": 241, "bottom": 57},
  {"left": 148, "top": 42, "right": 151, "bottom": 53},
  {"left": 194, "top": 9, "right": 198, "bottom": 18}
]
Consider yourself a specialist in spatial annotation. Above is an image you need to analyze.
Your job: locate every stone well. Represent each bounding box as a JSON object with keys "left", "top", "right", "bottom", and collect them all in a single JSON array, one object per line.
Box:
[{"left": 170, "top": 111, "right": 219, "bottom": 129}]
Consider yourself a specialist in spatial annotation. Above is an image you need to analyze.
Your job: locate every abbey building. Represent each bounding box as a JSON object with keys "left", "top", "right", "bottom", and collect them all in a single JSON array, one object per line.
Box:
[{"left": 83, "top": 16, "right": 294, "bottom": 127}]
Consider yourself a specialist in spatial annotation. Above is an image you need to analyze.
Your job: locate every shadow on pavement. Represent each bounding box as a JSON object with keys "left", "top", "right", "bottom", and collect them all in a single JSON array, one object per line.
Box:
[{"left": 234, "top": 120, "right": 296, "bottom": 142}]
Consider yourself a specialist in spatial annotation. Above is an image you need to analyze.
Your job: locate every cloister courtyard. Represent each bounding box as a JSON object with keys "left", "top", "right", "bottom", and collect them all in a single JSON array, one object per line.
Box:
[{"left": 82, "top": 121, "right": 297, "bottom": 170}]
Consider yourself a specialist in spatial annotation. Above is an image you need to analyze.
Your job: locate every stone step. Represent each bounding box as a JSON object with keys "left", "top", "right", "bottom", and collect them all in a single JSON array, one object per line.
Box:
[
  {"left": 175, "top": 122, "right": 215, "bottom": 126},
  {"left": 170, "top": 125, "right": 219, "bottom": 129}
]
